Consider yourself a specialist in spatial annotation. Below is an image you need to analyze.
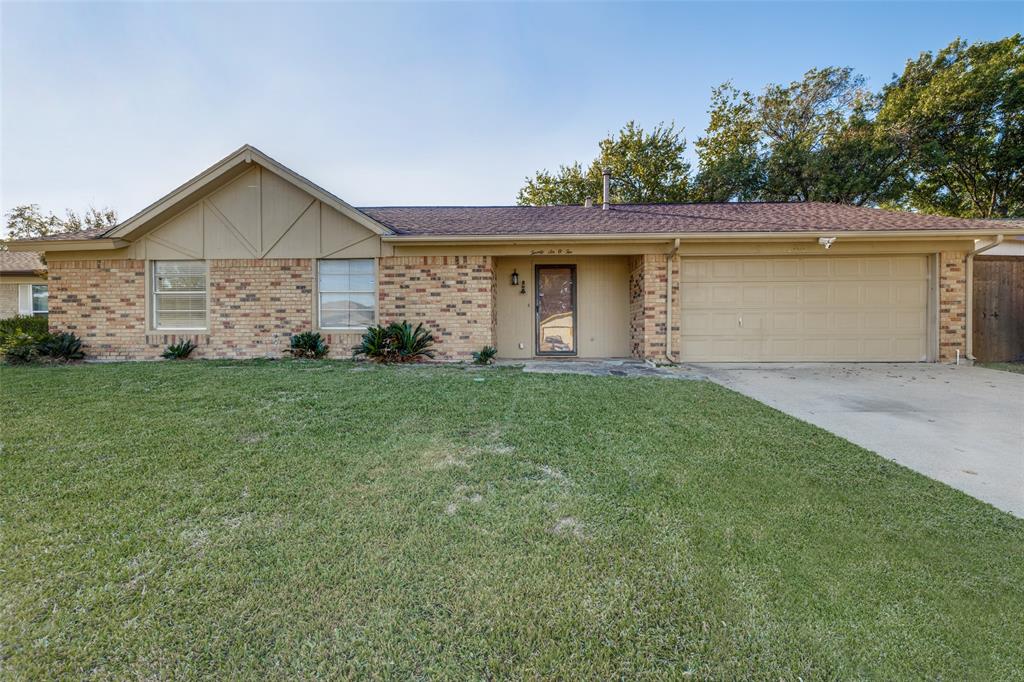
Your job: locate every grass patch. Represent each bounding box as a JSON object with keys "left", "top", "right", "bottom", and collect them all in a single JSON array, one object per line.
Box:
[
  {"left": 2, "top": 360, "right": 1022, "bottom": 678},
  {"left": 977, "top": 361, "right": 1024, "bottom": 374}
]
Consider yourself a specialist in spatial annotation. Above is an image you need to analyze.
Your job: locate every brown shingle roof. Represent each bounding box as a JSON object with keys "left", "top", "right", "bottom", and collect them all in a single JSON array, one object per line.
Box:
[
  {"left": 30, "top": 226, "right": 111, "bottom": 241},
  {"left": 0, "top": 251, "right": 46, "bottom": 274},
  {"left": 360, "top": 202, "right": 1010, "bottom": 236}
]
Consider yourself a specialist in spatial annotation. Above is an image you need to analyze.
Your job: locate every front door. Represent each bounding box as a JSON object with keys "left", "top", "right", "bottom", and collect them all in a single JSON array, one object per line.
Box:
[{"left": 535, "top": 265, "right": 577, "bottom": 355}]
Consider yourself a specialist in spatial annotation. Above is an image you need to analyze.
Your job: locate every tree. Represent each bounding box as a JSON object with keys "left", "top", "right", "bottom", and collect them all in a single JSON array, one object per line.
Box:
[
  {"left": 877, "top": 35, "right": 1024, "bottom": 218},
  {"left": 694, "top": 68, "right": 908, "bottom": 206},
  {"left": 2, "top": 204, "right": 118, "bottom": 248},
  {"left": 517, "top": 121, "right": 692, "bottom": 205}
]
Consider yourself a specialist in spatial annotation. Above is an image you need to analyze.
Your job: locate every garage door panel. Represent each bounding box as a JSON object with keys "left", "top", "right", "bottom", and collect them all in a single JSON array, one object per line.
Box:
[{"left": 679, "top": 256, "right": 929, "bottom": 362}]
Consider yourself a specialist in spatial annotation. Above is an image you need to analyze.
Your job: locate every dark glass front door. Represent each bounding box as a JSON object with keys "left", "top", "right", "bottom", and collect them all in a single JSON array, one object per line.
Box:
[{"left": 535, "top": 265, "right": 576, "bottom": 355}]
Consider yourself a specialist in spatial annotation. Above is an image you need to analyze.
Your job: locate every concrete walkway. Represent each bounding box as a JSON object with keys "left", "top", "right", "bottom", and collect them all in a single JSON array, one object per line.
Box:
[
  {"left": 694, "top": 363, "right": 1024, "bottom": 517},
  {"left": 510, "top": 359, "right": 705, "bottom": 380}
]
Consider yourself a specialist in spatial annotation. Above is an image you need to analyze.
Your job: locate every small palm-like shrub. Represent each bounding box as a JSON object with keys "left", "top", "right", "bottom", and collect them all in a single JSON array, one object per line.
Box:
[
  {"left": 38, "top": 332, "right": 85, "bottom": 362},
  {"left": 472, "top": 346, "right": 497, "bottom": 365},
  {"left": 162, "top": 339, "right": 197, "bottom": 360},
  {"left": 287, "top": 332, "right": 329, "bottom": 359},
  {"left": 352, "top": 321, "right": 435, "bottom": 363}
]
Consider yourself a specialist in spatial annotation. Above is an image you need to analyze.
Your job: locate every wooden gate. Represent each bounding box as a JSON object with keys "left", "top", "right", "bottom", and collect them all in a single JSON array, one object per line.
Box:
[{"left": 973, "top": 256, "right": 1024, "bottom": 362}]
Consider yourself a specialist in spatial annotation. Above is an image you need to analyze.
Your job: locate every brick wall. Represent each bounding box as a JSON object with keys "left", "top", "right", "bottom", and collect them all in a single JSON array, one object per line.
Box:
[
  {"left": 378, "top": 256, "right": 496, "bottom": 361},
  {"left": 628, "top": 254, "right": 678, "bottom": 361},
  {"left": 0, "top": 283, "right": 19, "bottom": 318},
  {"left": 48, "top": 259, "right": 150, "bottom": 359},
  {"left": 47, "top": 258, "right": 366, "bottom": 360},
  {"left": 938, "top": 251, "right": 968, "bottom": 363}
]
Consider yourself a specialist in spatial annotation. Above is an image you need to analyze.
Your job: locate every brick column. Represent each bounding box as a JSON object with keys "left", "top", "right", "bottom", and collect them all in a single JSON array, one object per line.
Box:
[
  {"left": 938, "top": 251, "right": 968, "bottom": 363},
  {"left": 628, "top": 254, "right": 678, "bottom": 361}
]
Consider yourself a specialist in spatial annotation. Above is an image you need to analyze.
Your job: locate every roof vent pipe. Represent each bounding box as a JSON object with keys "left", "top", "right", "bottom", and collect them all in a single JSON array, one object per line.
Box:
[{"left": 602, "top": 167, "right": 611, "bottom": 210}]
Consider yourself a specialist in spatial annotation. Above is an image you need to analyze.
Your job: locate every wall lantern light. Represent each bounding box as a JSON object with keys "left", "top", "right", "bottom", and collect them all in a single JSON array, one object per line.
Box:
[{"left": 511, "top": 270, "right": 520, "bottom": 286}]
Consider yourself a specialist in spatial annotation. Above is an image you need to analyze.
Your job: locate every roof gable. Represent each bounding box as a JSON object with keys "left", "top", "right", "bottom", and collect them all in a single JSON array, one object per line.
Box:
[{"left": 105, "top": 145, "right": 392, "bottom": 240}]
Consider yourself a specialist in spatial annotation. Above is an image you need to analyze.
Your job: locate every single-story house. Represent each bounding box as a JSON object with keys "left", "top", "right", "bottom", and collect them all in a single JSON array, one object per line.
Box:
[
  {"left": 0, "top": 251, "right": 48, "bottom": 319},
  {"left": 8, "top": 145, "right": 1021, "bottom": 363}
]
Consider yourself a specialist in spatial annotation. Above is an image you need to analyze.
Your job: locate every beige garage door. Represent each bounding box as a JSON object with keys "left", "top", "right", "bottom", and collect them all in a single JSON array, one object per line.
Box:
[{"left": 678, "top": 255, "right": 930, "bottom": 362}]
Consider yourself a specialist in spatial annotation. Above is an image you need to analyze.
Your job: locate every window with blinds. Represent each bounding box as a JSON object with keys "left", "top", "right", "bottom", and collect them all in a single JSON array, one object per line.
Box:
[
  {"left": 153, "top": 261, "right": 207, "bottom": 329},
  {"left": 318, "top": 259, "right": 376, "bottom": 329}
]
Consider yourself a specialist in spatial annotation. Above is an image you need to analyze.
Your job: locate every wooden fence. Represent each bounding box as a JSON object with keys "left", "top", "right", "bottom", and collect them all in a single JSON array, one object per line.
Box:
[{"left": 972, "top": 256, "right": 1024, "bottom": 362}]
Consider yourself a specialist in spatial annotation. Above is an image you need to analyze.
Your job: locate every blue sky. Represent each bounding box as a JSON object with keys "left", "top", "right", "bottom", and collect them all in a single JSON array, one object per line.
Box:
[{"left": 1, "top": 1, "right": 1018, "bottom": 222}]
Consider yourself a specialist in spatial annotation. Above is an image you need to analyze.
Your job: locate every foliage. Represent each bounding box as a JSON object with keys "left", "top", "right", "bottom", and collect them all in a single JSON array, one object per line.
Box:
[
  {"left": 517, "top": 36, "right": 1020, "bottom": 218},
  {"left": 162, "top": 339, "right": 197, "bottom": 360},
  {"left": 471, "top": 345, "right": 497, "bottom": 365},
  {"left": 0, "top": 314, "right": 49, "bottom": 339},
  {"left": 2, "top": 204, "right": 118, "bottom": 248},
  {"left": 37, "top": 332, "right": 84, "bottom": 362},
  {"left": 517, "top": 122, "right": 692, "bottom": 205},
  {"left": 1, "top": 333, "right": 45, "bottom": 364},
  {"left": 0, "top": 320, "right": 84, "bottom": 364},
  {"left": 287, "top": 332, "right": 329, "bottom": 359},
  {"left": 0, "top": 316, "right": 51, "bottom": 363},
  {"left": 352, "top": 321, "right": 435, "bottom": 363},
  {"left": 877, "top": 34, "right": 1023, "bottom": 218},
  {"left": 693, "top": 68, "right": 908, "bottom": 206}
]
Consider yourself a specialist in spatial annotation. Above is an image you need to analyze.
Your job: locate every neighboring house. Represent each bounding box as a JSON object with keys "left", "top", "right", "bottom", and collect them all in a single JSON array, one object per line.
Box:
[
  {"left": 0, "top": 251, "right": 48, "bottom": 319},
  {"left": 8, "top": 145, "right": 1021, "bottom": 363}
]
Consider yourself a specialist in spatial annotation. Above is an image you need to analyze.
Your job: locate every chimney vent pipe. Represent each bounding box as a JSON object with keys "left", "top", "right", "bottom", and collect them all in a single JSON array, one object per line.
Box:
[{"left": 602, "top": 167, "right": 611, "bottom": 210}]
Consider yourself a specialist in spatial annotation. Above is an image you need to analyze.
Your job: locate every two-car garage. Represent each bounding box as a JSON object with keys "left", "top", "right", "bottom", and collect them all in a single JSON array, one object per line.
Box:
[{"left": 677, "top": 255, "right": 932, "bottom": 362}]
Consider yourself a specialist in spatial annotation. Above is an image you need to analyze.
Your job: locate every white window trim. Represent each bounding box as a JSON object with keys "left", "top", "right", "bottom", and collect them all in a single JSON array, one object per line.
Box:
[
  {"left": 18, "top": 280, "right": 47, "bottom": 313},
  {"left": 151, "top": 260, "right": 209, "bottom": 332},
  {"left": 317, "top": 259, "right": 377, "bottom": 331}
]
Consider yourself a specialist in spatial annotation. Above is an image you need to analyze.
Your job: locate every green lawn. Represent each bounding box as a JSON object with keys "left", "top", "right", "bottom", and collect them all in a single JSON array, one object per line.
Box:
[
  {"left": 978, "top": 361, "right": 1024, "bottom": 374},
  {"left": 2, "top": 361, "right": 1022, "bottom": 679}
]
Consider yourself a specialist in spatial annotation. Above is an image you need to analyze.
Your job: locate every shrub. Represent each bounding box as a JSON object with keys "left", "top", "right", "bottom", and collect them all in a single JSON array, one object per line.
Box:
[
  {"left": 472, "top": 346, "right": 497, "bottom": 365},
  {"left": 287, "top": 331, "right": 329, "bottom": 359},
  {"left": 352, "top": 321, "right": 435, "bottom": 363},
  {"left": 0, "top": 315, "right": 49, "bottom": 339},
  {"left": 38, "top": 332, "right": 84, "bottom": 362},
  {"left": 1, "top": 326, "right": 84, "bottom": 364},
  {"left": 162, "top": 339, "right": 197, "bottom": 360},
  {"left": 2, "top": 333, "right": 44, "bottom": 364}
]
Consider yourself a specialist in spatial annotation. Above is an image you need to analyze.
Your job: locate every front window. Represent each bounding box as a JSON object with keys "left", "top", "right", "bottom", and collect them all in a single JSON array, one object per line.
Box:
[
  {"left": 318, "top": 259, "right": 376, "bottom": 329},
  {"left": 153, "top": 261, "right": 207, "bottom": 329},
  {"left": 31, "top": 284, "right": 48, "bottom": 316}
]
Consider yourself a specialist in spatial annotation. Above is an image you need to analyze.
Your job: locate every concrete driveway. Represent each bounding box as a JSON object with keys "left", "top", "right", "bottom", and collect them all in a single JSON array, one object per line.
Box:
[{"left": 693, "top": 363, "right": 1024, "bottom": 517}]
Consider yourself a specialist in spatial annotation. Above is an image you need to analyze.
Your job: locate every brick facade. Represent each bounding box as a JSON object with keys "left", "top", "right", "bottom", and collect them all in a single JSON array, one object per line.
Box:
[
  {"left": 47, "top": 252, "right": 970, "bottom": 364},
  {"left": 938, "top": 251, "right": 968, "bottom": 363},
  {"left": 378, "top": 256, "right": 496, "bottom": 361},
  {"left": 48, "top": 259, "right": 364, "bottom": 360}
]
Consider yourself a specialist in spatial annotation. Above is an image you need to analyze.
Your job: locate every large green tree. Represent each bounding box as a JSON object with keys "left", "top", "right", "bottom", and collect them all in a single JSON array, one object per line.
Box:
[
  {"left": 694, "top": 68, "right": 907, "bottom": 206},
  {"left": 877, "top": 35, "right": 1024, "bottom": 218},
  {"left": 517, "top": 121, "right": 692, "bottom": 205},
  {"left": 2, "top": 205, "right": 118, "bottom": 248}
]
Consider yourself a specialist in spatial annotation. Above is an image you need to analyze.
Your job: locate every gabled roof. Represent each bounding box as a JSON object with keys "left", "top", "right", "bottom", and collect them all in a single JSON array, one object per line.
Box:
[
  {"left": 0, "top": 251, "right": 46, "bottom": 274},
  {"left": 362, "top": 203, "right": 1015, "bottom": 237},
  {"left": 96, "top": 144, "right": 392, "bottom": 241}
]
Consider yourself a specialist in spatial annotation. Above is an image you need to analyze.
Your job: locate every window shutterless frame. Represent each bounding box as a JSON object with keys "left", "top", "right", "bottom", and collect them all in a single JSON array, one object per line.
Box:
[
  {"left": 30, "top": 284, "right": 48, "bottom": 315},
  {"left": 152, "top": 260, "right": 208, "bottom": 330},
  {"left": 317, "top": 259, "right": 377, "bottom": 330}
]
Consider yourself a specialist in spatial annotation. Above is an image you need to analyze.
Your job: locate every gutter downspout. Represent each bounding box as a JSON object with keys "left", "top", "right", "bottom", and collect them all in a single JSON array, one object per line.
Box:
[
  {"left": 965, "top": 234, "right": 1003, "bottom": 361},
  {"left": 665, "top": 238, "right": 681, "bottom": 364}
]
